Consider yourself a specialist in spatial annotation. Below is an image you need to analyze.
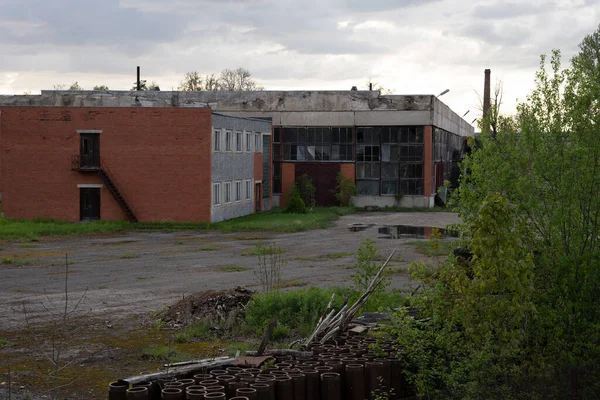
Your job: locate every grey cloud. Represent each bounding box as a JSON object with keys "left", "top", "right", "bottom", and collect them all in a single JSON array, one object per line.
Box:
[
  {"left": 472, "top": 1, "right": 548, "bottom": 20},
  {"left": 343, "top": 0, "right": 442, "bottom": 12},
  {"left": 0, "top": 0, "right": 188, "bottom": 52},
  {"left": 457, "top": 21, "right": 532, "bottom": 46}
]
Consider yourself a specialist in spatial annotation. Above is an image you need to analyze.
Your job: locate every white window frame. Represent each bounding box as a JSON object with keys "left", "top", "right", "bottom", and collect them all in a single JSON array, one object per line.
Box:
[
  {"left": 225, "top": 130, "right": 233, "bottom": 152},
  {"left": 236, "top": 131, "right": 243, "bottom": 152},
  {"left": 235, "top": 180, "right": 242, "bottom": 201},
  {"left": 224, "top": 181, "right": 232, "bottom": 203},
  {"left": 213, "top": 129, "right": 221, "bottom": 152},
  {"left": 213, "top": 182, "right": 221, "bottom": 206},
  {"left": 255, "top": 133, "right": 262, "bottom": 153},
  {"left": 245, "top": 132, "right": 252, "bottom": 152},
  {"left": 245, "top": 179, "right": 252, "bottom": 200}
]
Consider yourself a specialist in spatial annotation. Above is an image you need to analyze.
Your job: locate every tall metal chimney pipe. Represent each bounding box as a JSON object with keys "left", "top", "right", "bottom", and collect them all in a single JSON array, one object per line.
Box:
[
  {"left": 483, "top": 68, "right": 491, "bottom": 119},
  {"left": 137, "top": 66, "right": 141, "bottom": 91}
]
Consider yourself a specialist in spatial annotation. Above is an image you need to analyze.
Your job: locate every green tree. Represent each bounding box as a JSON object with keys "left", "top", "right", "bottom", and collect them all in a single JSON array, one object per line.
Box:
[
  {"left": 93, "top": 85, "right": 109, "bottom": 90},
  {"left": 394, "top": 25, "right": 600, "bottom": 399}
]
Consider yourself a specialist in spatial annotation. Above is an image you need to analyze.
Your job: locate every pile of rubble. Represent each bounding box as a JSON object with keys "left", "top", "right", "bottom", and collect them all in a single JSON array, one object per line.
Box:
[{"left": 156, "top": 286, "right": 253, "bottom": 328}]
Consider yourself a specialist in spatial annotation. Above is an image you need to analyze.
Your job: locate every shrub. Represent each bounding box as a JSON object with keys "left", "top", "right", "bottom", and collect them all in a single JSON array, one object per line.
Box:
[
  {"left": 333, "top": 172, "right": 356, "bottom": 206},
  {"left": 285, "top": 186, "right": 308, "bottom": 214}
]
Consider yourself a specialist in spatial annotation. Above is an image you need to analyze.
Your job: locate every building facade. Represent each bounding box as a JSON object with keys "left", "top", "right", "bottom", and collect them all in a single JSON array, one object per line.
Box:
[
  {"left": 0, "top": 90, "right": 472, "bottom": 212},
  {"left": 0, "top": 106, "right": 271, "bottom": 222}
]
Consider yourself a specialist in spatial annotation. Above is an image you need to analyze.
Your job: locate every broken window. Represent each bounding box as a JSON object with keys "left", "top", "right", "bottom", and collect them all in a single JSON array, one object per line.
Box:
[{"left": 277, "top": 126, "right": 354, "bottom": 162}]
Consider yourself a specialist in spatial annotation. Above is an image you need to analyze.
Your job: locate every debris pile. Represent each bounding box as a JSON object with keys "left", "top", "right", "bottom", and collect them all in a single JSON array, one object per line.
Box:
[{"left": 156, "top": 286, "right": 253, "bottom": 328}]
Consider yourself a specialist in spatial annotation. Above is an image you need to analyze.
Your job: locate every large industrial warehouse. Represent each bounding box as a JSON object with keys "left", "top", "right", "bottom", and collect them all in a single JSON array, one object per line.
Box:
[{"left": 0, "top": 90, "right": 473, "bottom": 221}]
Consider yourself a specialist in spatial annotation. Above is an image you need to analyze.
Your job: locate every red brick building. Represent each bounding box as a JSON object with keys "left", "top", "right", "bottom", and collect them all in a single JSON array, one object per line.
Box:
[{"left": 0, "top": 107, "right": 272, "bottom": 222}]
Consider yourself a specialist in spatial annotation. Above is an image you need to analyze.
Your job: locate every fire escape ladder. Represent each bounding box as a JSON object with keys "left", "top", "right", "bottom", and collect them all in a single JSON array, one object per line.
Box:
[{"left": 98, "top": 162, "right": 138, "bottom": 223}]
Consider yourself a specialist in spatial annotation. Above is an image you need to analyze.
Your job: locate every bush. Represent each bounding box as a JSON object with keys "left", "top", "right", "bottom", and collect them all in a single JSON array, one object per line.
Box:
[
  {"left": 285, "top": 186, "right": 308, "bottom": 214},
  {"left": 333, "top": 172, "right": 356, "bottom": 206},
  {"left": 244, "top": 287, "right": 346, "bottom": 337},
  {"left": 243, "top": 287, "right": 405, "bottom": 338}
]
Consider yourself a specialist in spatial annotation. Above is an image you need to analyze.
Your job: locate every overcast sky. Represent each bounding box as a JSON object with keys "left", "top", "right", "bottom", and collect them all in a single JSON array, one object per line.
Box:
[{"left": 0, "top": 0, "right": 598, "bottom": 122}]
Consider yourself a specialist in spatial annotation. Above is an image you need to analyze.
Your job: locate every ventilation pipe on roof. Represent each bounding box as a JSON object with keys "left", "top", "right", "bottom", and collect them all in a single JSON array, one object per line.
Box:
[{"left": 136, "top": 66, "right": 141, "bottom": 91}]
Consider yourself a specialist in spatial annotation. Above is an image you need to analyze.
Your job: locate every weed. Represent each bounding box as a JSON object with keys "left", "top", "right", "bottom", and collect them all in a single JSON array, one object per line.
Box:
[
  {"left": 244, "top": 287, "right": 350, "bottom": 337},
  {"left": 139, "top": 345, "right": 185, "bottom": 362},
  {"left": 406, "top": 240, "right": 455, "bottom": 257},
  {"left": 175, "top": 322, "right": 212, "bottom": 343},
  {"left": 326, "top": 252, "right": 354, "bottom": 259},
  {"left": 388, "top": 265, "right": 409, "bottom": 275},
  {"left": 0, "top": 337, "right": 9, "bottom": 346},
  {"left": 352, "top": 238, "right": 390, "bottom": 294},
  {"left": 217, "top": 265, "right": 250, "bottom": 272},
  {"left": 272, "top": 324, "right": 291, "bottom": 340},
  {"left": 199, "top": 245, "right": 220, "bottom": 251},
  {"left": 1, "top": 257, "right": 14, "bottom": 264},
  {"left": 333, "top": 172, "right": 357, "bottom": 206},
  {"left": 136, "top": 276, "right": 155, "bottom": 280},
  {"left": 277, "top": 279, "right": 307, "bottom": 288},
  {"left": 233, "top": 236, "right": 271, "bottom": 241},
  {"left": 253, "top": 243, "right": 287, "bottom": 292},
  {"left": 119, "top": 253, "right": 141, "bottom": 259},
  {"left": 242, "top": 243, "right": 284, "bottom": 256}
]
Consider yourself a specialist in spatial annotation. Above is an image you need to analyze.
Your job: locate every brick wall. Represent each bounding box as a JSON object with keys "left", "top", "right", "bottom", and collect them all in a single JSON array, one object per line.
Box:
[
  {"left": 340, "top": 163, "right": 355, "bottom": 183},
  {"left": 0, "top": 107, "right": 212, "bottom": 222}
]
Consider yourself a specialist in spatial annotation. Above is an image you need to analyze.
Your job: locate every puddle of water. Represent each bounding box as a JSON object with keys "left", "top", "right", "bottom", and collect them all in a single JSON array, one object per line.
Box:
[
  {"left": 348, "top": 223, "right": 375, "bottom": 232},
  {"left": 378, "top": 225, "right": 458, "bottom": 239}
]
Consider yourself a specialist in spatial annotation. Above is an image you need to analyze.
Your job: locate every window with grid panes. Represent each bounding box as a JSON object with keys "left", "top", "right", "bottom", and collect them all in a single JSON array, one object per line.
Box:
[
  {"left": 245, "top": 180, "right": 252, "bottom": 200},
  {"left": 356, "top": 126, "right": 425, "bottom": 196},
  {"left": 236, "top": 131, "right": 242, "bottom": 152},
  {"left": 235, "top": 181, "right": 242, "bottom": 201},
  {"left": 245, "top": 132, "right": 252, "bottom": 152},
  {"left": 278, "top": 127, "right": 353, "bottom": 162}
]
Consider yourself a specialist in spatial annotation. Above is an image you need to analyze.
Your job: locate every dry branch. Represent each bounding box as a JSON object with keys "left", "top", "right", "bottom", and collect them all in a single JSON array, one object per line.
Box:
[{"left": 303, "top": 249, "right": 396, "bottom": 346}]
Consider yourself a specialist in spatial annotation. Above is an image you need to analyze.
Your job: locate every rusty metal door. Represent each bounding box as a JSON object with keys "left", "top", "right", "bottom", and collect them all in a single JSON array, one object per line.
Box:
[{"left": 295, "top": 163, "right": 341, "bottom": 206}]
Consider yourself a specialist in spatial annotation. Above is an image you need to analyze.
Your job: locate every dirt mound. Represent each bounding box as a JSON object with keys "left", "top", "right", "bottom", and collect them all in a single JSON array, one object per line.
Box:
[{"left": 157, "top": 286, "right": 254, "bottom": 327}]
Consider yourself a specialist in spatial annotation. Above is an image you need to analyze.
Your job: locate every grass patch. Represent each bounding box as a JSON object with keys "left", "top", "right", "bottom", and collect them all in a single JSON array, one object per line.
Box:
[
  {"left": 0, "top": 207, "right": 356, "bottom": 240},
  {"left": 46, "top": 269, "right": 81, "bottom": 276},
  {"left": 277, "top": 279, "right": 308, "bottom": 288},
  {"left": 0, "top": 337, "right": 9, "bottom": 346},
  {"left": 136, "top": 276, "right": 155, "bottom": 280},
  {"left": 1, "top": 257, "right": 33, "bottom": 266},
  {"left": 218, "top": 207, "right": 356, "bottom": 233},
  {"left": 326, "top": 252, "right": 354, "bottom": 259},
  {"left": 241, "top": 245, "right": 284, "bottom": 256},
  {"left": 199, "top": 245, "right": 220, "bottom": 251},
  {"left": 243, "top": 287, "right": 404, "bottom": 338},
  {"left": 388, "top": 265, "right": 410, "bottom": 275},
  {"left": 406, "top": 240, "right": 455, "bottom": 257},
  {"left": 233, "top": 236, "right": 271, "bottom": 241},
  {"left": 217, "top": 265, "right": 250, "bottom": 272},
  {"left": 175, "top": 322, "right": 212, "bottom": 343},
  {"left": 138, "top": 345, "right": 187, "bottom": 362},
  {"left": 356, "top": 206, "right": 452, "bottom": 213},
  {"left": 120, "top": 253, "right": 141, "bottom": 259}
]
